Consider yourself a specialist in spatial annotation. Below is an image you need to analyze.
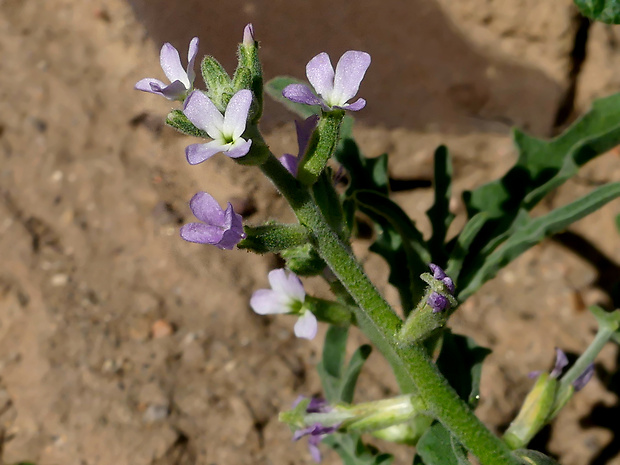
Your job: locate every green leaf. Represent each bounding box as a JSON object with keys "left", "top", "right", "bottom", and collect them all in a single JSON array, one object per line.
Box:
[
  {"left": 574, "top": 0, "right": 620, "bottom": 23},
  {"left": 323, "top": 434, "right": 393, "bottom": 465},
  {"left": 445, "top": 212, "right": 488, "bottom": 281},
  {"left": 318, "top": 326, "right": 350, "bottom": 402},
  {"left": 426, "top": 145, "right": 455, "bottom": 265},
  {"left": 369, "top": 228, "right": 417, "bottom": 315},
  {"left": 459, "top": 182, "right": 620, "bottom": 300},
  {"left": 458, "top": 92, "right": 620, "bottom": 294},
  {"left": 355, "top": 190, "right": 430, "bottom": 313},
  {"left": 615, "top": 213, "right": 620, "bottom": 234},
  {"left": 265, "top": 76, "right": 320, "bottom": 118},
  {"left": 416, "top": 423, "right": 470, "bottom": 465},
  {"left": 435, "top": 331, "right": 491, "bottom": 408},
  {"left": 339, "top": 345, "right": 372, "bottom": 403}
]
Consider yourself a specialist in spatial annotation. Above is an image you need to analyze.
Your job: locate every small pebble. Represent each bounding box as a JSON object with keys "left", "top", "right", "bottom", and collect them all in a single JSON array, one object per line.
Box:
[{"left": 151, "top": 319, "right": 174, "bottom": 338}]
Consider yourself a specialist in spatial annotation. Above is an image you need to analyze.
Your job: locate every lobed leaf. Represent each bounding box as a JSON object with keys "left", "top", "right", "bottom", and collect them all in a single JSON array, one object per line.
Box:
[{"left": 426, "top": 145, "right": 455, "bottom": 266}]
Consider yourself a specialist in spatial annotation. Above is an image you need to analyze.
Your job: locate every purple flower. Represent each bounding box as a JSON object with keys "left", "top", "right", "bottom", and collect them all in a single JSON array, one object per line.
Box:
[
  {"left": 293, "top": 396, "right": 332, "bottom": 414},
  {"left": 573, "top": 363, "right": 595, "bottom": 391},
  {"left": 180, "top": 192, "right": 246, "bottom": 249},
  {"left": 426, "top": 263, "right": 455, "bottom": 312},
  {"left": 250, "top": 269, "right": 317, "bottom": 339},
  {"left": 279, "top": 115, "right": 319, "bottom": 176},
  {"left": 293, "top": 423, "right": 339, "bottom": 463},
  {"left": 283, "top": 51, "right": 371, "bottom": 112},
  {"left": 135, "top": 37, "right": 199, "bottom": 101},
  {"left": 427, "top": 292, "right": 450, "bottom": 313},
  {"left": 529, "top": 348, "right": 569, "bottom": 380},
  {"left": 182, "top": 89, "right": 253, "bottom": 164},
  {"left": 243, "top": 23, "right": 255, "bottom": 47}
]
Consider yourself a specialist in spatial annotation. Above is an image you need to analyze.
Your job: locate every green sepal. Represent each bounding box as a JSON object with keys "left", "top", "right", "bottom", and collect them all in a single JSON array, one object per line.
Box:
[
  {"left": 166, "top": 109, "right": 208, "bottom": 139},
  {"left": 503, "top": 374, "right": 557, "bottom": 450},
  {"left": 281, "top": 243, "right": 327, "bottom": 276},
  {"left": 237, "top": 223, "right": 309, "bottom": 253},
  {"left": 306, "top": 297, "right": 353, "bottom": 327},
  {"left": 232, "top": 67, "right": 252, "bottom": 91},
  {"left": 201, "top": 56, "right": 233, "bottom": 111},
  {"left": 236, "top": 42, "right": 263, "bottom": 123},
  {"left": 298, "top": 110, "right": 345, "bottom": 186}
]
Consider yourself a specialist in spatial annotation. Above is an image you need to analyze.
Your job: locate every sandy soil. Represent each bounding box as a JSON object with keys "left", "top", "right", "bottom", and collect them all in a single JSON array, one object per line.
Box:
[{"left": 0, "top": 0, "right": 619, "bottom": 464}]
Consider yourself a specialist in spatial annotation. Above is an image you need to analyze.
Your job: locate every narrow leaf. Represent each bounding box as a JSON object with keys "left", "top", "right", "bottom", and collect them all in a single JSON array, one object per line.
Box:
[
  {"left": 324, "top": 434, "right": 393, "bottom": 465},
  {"left": 459, "top": 182, "right": 620, "bottom": 300},
  {"left": 318, "top": 326, "right": 350, "bottom": 402},
  {"left": 339, "top": 344, "right": 372, "bottom": 403},
  {"left": 436, "top": 331, "right": 491, "bottom": 408},
  {"left": 426, "top": 145, "right": 454, "bottom": 265},
  {"left": 416, "top": 423, "right": 463, "bottom": 465}
]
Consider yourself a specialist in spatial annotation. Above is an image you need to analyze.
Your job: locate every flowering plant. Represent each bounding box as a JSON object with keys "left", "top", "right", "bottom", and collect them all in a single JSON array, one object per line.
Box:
[{"left": 136, "top": 17, "right": 620, "bottom": 465}]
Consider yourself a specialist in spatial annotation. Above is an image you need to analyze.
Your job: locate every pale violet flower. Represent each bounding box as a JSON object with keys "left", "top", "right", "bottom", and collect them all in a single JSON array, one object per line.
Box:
[
  {"left": 283, "top": 51, "right": 371, "bottom": 111},
  {"left": 182, "top": 89, "right": 253, "bottom": 164},
  {"left": 243, "top": 23, "right": 255, "bottom": 47},
  {"left": 135, "top": 37, "right": 199, "bottom": 101},
  {"left": 180, "top": 191, "right": 246, "bottom": 250},
  {"left": 279, "top": 115, "right": 319, "bottom": 176},
  {"left": 250, "top": 269, "right": 317, "bottom": 339}
]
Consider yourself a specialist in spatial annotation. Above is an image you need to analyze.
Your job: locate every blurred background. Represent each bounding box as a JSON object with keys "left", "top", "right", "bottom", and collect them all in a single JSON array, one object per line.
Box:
[{"left": 0, "top": 0, "right": 619, "bottom": 463}]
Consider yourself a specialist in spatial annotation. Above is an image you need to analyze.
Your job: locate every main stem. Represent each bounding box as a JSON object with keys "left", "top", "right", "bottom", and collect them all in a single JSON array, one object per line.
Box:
[{"left": 259, "top": 153, "right": 520, "bottom": 465}]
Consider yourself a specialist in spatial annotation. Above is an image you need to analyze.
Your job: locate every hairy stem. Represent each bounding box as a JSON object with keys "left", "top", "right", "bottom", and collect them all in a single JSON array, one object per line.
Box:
[{"left": 259, "top": 151, "right": 520, "bottom": 465}]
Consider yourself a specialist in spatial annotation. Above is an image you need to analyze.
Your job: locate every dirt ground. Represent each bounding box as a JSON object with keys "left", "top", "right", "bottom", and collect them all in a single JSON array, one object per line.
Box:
[{"left": 0, "top": 0, "right": 619, "bottom": 464}]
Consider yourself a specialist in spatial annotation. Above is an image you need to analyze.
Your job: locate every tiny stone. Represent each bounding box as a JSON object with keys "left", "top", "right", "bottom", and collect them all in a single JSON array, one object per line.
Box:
[
  {"left": 50, "top": 274, "right": 68, "bottom": 287},
  {"left": 142, "top": 404, "right": 169, "bottom": 423},
  {"left": 151, "top": 319, "right": 174, "bottom": 338}
]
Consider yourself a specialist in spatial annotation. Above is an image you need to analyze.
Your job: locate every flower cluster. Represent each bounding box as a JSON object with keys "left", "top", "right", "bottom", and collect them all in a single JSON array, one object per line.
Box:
[{"left": 426, "top": 263, "right": 455, "bottom": 313}]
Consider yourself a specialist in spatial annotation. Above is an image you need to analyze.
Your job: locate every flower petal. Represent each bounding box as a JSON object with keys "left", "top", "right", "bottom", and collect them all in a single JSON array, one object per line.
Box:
[
  {"left": 135, "top": 78, "right": 167, "bottom": 94},
  {"left": 572, "top": 363, "right": 595, "bottom": 391},
  {"left": 160, "top": 42, "right": 189, "bottom": 87},
  {"left": 296, "top": 115, "right": 319, "bottom": 157},
  {"left": 216, "top": 203, "right": 245, "bottom": 249},
  {"left": 186, "top": 37, "right": 199, "bottom": 85},
  {"left": 223, "top": 89, "right": 253, "bottom": 140},
  {"left": 332, "top": 51, "right": 370, "bottom": 106},
  {"left": 336, "top": 98, "right": 366, "bottom": 112},
  {"left": 225, "top": 138, "right": 252, "bottom": 159},
  {"left": 156, "top": 80, "right": 191, "bottom": 100},
  {"left": 294, "top": 311, "right": 318, "bottom": 340},
  {"left": 250, "top": 289, "right": 290, "bottom": 315},
  {"left": 282, "top": 84, "right": 324, "bottom": 107},
  {"left": 185, "top": 140, "right": 227, "bottom": 165},
  {"left": 268, "top": 268, "right": 305, "bottom": 301},
  {"left": 550, "top": 348, "right": 569, "bottom": 378},
  {"left": 306, "top": 52, "right": 335, "bottom": 98},
  {"left": 183, "top": 91, "right": 224, "bottom": 139},
  {"left": 188, "top": 191, "right": 225, "bottom": 224},
  {"left": 279, "top": 154, "right": 299, "bottom": 177},
  {"left": 180, "top": 222, "right": 224, "bottom": 244}
]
